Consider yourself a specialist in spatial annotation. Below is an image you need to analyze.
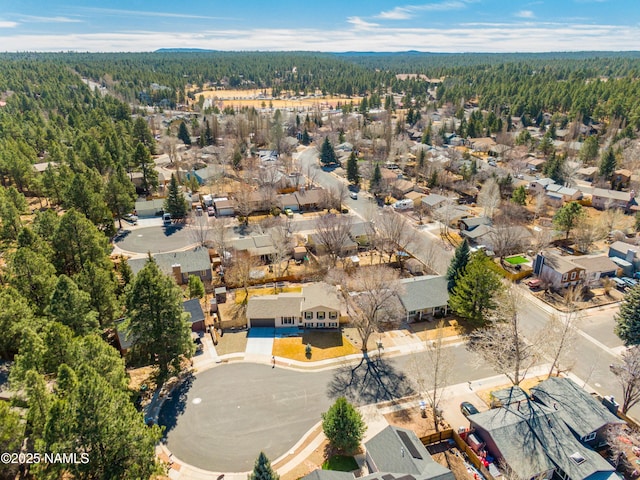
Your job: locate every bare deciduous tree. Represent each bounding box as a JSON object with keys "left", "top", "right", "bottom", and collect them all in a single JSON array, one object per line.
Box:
[
  {"left": 267, "top": 221, "right": 295, "bottom": 289},
  {"left": 373, "top": 209, "right": 417, "bottom": 265},
  {"left": 539, "top": 310, "right": 579, "bottom": 378},
  {"left": 226, "top": 251, "right": 261, "bottom": 302},
  {"left": 574, "top": 216, "right": 606, "bottom": 254},
  {"left": 467, "top": 286, "right": 538, "bottom": 386},
  {"left": 313, "top": 214, "right": 353, "bottom": 267},
  {"left": 408, "top": 321, "right": 453, "bottom": 432},
  {"left": 611, "top": 345, "right": 640, "bottom": 414},
  {"left": 477, "top": 177, "right": 501, "bottom": 219},
  {"left": 343, "top": 265, "right": 403, "bottom": 352},
  {"left": 187, "top": 213, "right": 212, "bottom": 247}
]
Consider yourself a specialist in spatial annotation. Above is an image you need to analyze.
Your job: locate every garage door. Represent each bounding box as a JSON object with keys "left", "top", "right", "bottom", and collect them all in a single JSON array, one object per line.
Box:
[{"left": 250, "top": 318, "right": 276, "bottom": 328}]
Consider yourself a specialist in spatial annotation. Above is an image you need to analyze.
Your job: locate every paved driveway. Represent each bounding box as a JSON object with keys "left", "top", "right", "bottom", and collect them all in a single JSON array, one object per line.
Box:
[{"left": 245, "top": 328, "right": 275, "bottom": 356}]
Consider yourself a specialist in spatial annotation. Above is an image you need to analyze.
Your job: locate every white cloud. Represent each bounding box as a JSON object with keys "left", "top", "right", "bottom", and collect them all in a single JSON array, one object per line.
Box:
[
  {"left": 0, "top": 20, "right": 18, "bottom": 28},
  {"left": 1, "top": 22, "right": 640, "bottom": 53},
  {"left": 376, "top": 1, "right": 469, "bottom": 20},
  {"left": 515, "top": 10, "right": 535, "bottom": 18},
  {"left": 19, "top": 15, "right": 82, "bottom": 23},
  {"left": 78, "top": 7, "right": 228, "bottom": 20},
  {"left": 347, "top": 16, "right": 380, "bottom": 29},
  {"left": 377, "top": 7, "right": 413, "bottom": 20}
]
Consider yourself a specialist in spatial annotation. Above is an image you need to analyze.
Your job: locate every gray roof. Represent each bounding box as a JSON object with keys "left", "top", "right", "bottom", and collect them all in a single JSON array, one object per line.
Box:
[
  {"left": 460, "top": 216, "right": 491, "bottom": 230},
  {"left": 588, "top": 187, "right": 633, "bottom": 202},
  {"left": 397, "top": 276, "right": 449, "bottom": 313},
  {"left": 461, "top": 224, "right": 493, "bottom": 240},
  {"left": 421, "top": 194, "right": 448, "bottom": 208},
  {"left": 230, "top": 235, "right": 276, "bottom": 256},
  {"left": 128, "top": 248, "right": 211, "bottom": 277},
  {"left": 491, "top": 386, "right": 529, "bottom": 406},
  {"left": 470, "top": 399, "right": 615, "bottom": 480},
  {"left": 182, "top": 299, "right": 205, "bottom": 324},
  {"left": 539, "top": 250, "right": 582, "bottom": 275},
  {"left": 301, "top": 283, "right": 342, "bottom": 312},
  {"left": 365, "top": 426, "right": 453, "bottom": 480},
  {"left": 301, "top": 471, "right": 353, "bottom": 480},
  {"left": 609, "top": 241, "right": 639, "bottom": 259},
  {"left": 570, "top": 255, "right": 619, "bottom": 274},
  {"left": 114, "top": 318, "right": 133, "bottom": 350},
  {"left": 531, "top": 377, "right": 623, "bottom": 439},
  {"left": 246, "top": 294, "right": 303, "bottom": 319}
]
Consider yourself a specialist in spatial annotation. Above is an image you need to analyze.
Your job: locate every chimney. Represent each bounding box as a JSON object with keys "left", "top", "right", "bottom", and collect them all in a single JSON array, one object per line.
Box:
[{"left": 172, "top": 264, "right": 183, "bottom": 285}]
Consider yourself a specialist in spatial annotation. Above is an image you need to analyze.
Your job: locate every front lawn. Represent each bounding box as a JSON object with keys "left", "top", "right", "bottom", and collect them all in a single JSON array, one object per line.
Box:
[
  {"left": 272, "top": 331, "right": 359, "bottom": 362},
  {"left": 322, "top": 455, "right": 358, "bottom": 472},
  {"left": 504, "top": 255, "right": 529, "bottom": 265}
]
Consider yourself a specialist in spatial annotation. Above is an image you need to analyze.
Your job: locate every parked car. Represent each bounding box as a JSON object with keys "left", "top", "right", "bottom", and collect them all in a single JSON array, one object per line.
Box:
[
  {"left": 162, "top": 212, "right": 172, "bottom": 225},
  {"left": 460, "top": 401, "right": 479, "bottom": 417},
  {"left": 195, "top": 205, "right": 203, "bottom": 216},
  {"left": 612, "top": 277, "right": 627, "bottom": 291},
  {"left": 622, "top": 277, "right": 638, "bottom": 288},
  {"left": 488, "top": 160, "right": 497, "bottom": 167},
  {"left": 350, "top": 191, "right": 358, "bottom": 200},
  {"left": 207, "top": 206, "right": 215, "bottom": 216},
  {"left": 123, "top": 213, "right": 138, "bottom": 225},
  {"left": 284, "top": 208, "right": 294, "bottom": 218}
]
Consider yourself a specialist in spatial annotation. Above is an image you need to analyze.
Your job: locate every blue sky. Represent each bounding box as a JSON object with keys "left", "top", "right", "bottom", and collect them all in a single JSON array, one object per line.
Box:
[{"left": 0, "top": 0, "right": 639, "bottom": 52}]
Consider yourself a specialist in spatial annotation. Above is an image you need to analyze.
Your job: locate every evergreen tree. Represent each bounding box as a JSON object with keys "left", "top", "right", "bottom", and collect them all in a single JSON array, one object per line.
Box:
[
  {"left": 178, "top": 121, "right": 191, "bottom": 145},
  {"left": 319, "top": 137, "right": 338, "bottom": 166},
  {"left": 615, "top": 284, "right": 640, "bottom": 346},
  {"left": 421, "top": 126, "right": 431, "bottom": 145},
  {"left": 248, "top": 452, "right": 279, "bottom": 480},
  {"left": 370, "top": 163, "right": 382, "bottom": 195},
  {"left": 346, "top": 151, "right": 359, "bottom": 185},
  {"left": 301, "top": 128, "right": 311, "bottom": 146},
  {"left": 579, "top": 136, "right": 599, "bottom": 164},
  {"left": 106, "top": 164, "right": 136, "bottom": 230},
  {"left": 134, "top": 143, "right": 158, "bottom": 194},
  {"left": 188, "top": 275, "right": 205, "bottom": 299},
  {"left": 48, "top": 275, "right": 99, "bottom": 336},
  {"left": 164, "top": 174, "right": 188, "bottom": 219},
  {"left": 322, "top": 397, "right": 367, "bottom": 453},
  {"left": 125, "top": 258, "right": 194, "bottom": 381},
  {"left": 449, "top": 251, "right": 502, "bottom": 326},
  {"left": 511, "top": 185, "right": 527, "bottom": 205},
  {"left": 553, "top": 201, "right": 585, "bottom": 240},
  {"left": 446, "top": 239, "right": 470, "bottom": 292},
  {"left": 599, "top": 147, "right": 617, "bottom": 178}
]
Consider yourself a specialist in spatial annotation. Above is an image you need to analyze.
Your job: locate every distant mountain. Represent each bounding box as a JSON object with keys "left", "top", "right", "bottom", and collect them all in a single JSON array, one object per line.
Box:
[{"left": 154, "top": 48, "right": 218, "bottom": 53}]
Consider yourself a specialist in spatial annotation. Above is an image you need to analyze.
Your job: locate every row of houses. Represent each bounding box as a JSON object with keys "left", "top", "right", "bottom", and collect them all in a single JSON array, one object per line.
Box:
[
  {"left": 528, "top": 177, "right": 639, "bottom": 211},
  {"left": 467, "top": 377, "right": 622, "bottom": 480},
  {"left": 245, "top": 275, "right": 450, "bottom": 329}
]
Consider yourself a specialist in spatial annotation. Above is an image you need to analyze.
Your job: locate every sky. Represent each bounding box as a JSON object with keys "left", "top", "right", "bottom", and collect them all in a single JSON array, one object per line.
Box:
[{"left": 0, "top": 0, "right": 639, "bottom": 53}]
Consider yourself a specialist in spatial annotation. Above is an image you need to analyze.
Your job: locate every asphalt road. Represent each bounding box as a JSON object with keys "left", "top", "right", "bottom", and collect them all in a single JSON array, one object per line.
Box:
[
  {"left": 114, "top": 224, "right": 195, "bottom": 254},
  {"left": 159, "top": 346, "right": 497, "bottom": 472}
]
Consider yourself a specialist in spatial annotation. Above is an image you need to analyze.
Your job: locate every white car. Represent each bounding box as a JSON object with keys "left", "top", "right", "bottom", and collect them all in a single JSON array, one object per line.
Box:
[
  {"left": 123, "top": 213, "right": 138, "bottom": 224},
  {"left": 349, "top": 192, "right": 358, "bottom": 200}
]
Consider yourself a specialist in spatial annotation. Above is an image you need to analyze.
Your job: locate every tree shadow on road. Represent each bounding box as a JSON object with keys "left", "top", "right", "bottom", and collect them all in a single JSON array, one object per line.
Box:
[
  {"left": 157, "top": 372, "right": 195, "bottom": 438},
  {"left": 327, "top": 354, "right": 414, "bottom": 405}
]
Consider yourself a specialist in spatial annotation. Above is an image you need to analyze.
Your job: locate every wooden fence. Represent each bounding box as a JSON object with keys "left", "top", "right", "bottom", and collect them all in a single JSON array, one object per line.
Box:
[{"left": 421, "top": 429, "right": 495, "bottom": 480}]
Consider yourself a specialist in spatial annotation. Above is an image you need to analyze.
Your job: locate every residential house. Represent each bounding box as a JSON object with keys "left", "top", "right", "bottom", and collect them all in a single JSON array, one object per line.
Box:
[
  {"left": 187, "top": 164, "right": 223, "bottom": 185},
  {"left": 468, "top": 382, "right": 619, "bottom": 480},
  {"left": 589, "top": 187, "right": 637, "bottom": 211},
  {"left": 32, "top": 161, "right": 58, "bottom": 174},
  {"left": 303, "top": 426, "right": 454, "bottom": 480},
  {"left": 545, "top": 184, "right": 583, "bottom": 206},
  {"left": 278, "top": 192, "right": 300, "bottom": 212},
  {"left": 576, "top": 167, "right": 598, "bottom": 182},
  {"left": 307, "top": 233, "right": 358, "bottom": 258},
  {"left": 397, "top": 275, "right": 449, "bottom": 322},
  {"left": 246, "top": 282, "right": 343, "bottom": 329},
  {"left": 459, "top": 216, "right": 492, "bottom": 232},
  {"left": 533, "top": 250, "right": 585, "bottom": 288},
  {"left": 526, "top": 158, "right": 546, "bottom": 172},
  {"left": 531, "top": 377, "right": 624, "bottom": 448},
  {"left": 391, "top": 178, "right": 415, "bottom": 199},
  {"left": 612, "top": 169, "right": 633, "bottom": 190},
  {"left": 134, "top": 198, "right": 166, "bottom": 217},
  {"left": 528, "top": 178, "right": 556, "bottom": 195},
  {"left": 213, "top": 198, "right": 236, "bottom": 216},
  {"left": 421, "top": 193, "right": 449, "bottom": 213},
  {"left": 230, "top": 234, "right": 277, "bottom": 260},
  {"left": 128, "top": 247, "right": 212, "bottom": 285},
  {"left": 295, "top": 188, "right": 324, "bottom": 211},
  {"left": 182, "top": 298, "right": 206, "bottom": 332},
  {"left": 533, "top": 250, "right": 618, "bottom": 288},
  {"left": 608, "top": 241, "right": 640, "bottom": 276},
  {"left": 470, "top": 137, "right": 496, "bottom": 152},
  {"left": 434, "top": 204, "right": 472, "bottom": 228},
  {"left": 114, "top": 318, "right": 133, "bottom": 356}
]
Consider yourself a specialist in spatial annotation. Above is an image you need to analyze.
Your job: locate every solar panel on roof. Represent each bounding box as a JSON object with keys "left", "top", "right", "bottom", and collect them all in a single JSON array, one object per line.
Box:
[{"left": 397, "top": 430, "right": 423, "bottom": 459}]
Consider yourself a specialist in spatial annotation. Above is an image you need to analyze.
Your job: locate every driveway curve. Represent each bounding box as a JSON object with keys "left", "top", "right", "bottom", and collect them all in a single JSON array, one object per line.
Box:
[
  {"left": 114, "top": 225, "right": 195, "bottom": 254},
  {"left": 158, "top": 363, "right": 335, "bottom": 472}
]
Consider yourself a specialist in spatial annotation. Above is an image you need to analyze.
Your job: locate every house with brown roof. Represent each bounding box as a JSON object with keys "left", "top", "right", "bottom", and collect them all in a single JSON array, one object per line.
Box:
[{"left": 246, "top": 282, "right": 344, "bottom": 329}]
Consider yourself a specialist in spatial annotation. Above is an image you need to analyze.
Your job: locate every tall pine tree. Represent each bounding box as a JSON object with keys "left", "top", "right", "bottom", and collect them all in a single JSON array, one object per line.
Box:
[
  {"left": 370, "top": 163, "right": 382, "bottom": 195},
  {"left": 346, "top": 151, "right": 359, "bottom": 185},
  {"left": 615, "top": 284, "right": 640, "bottom": 346},
  {"left": 164, "top": 174, "right": 188, "bottom": 219},
  {"left": 446, "top": 239, "right": 470, "bottom": 292},
  {"left": 178, "top": 121, "right": 191, "bottom": 146},
  {"left": 599, "top": 147, "right": 617, "bottom": 179},
  {"left": 320, "top": 137, "right": 338, "bottom": 166},
  {"left": 248, "top": 452, "right": 279, "bottom": 480}
]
